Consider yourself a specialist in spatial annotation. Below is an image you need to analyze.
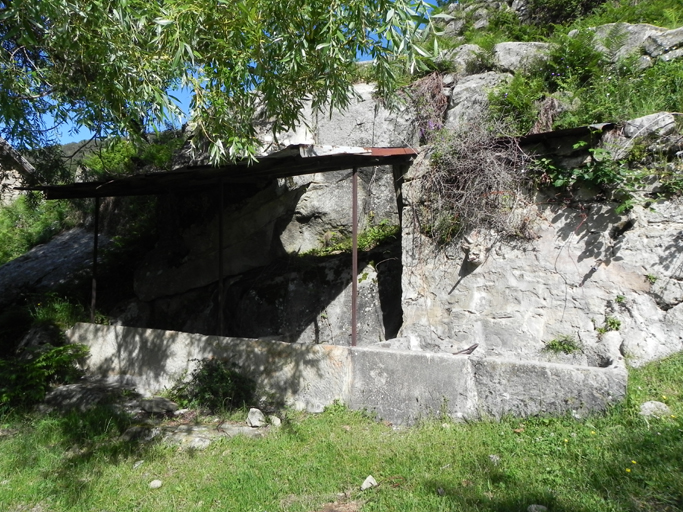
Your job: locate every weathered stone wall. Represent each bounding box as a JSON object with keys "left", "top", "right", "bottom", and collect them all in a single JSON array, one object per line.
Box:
[{"left": 67, "top": 322, "right": 627, "bottom": 424}]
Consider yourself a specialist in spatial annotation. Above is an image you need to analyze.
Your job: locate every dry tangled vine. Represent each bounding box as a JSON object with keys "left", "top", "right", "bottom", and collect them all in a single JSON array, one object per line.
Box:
[
  {"left": 408, "top": 72, "right": 449, "bottom": 143},
  {"left": 417, "top": 117, "right": 535, "bottom": 245}
]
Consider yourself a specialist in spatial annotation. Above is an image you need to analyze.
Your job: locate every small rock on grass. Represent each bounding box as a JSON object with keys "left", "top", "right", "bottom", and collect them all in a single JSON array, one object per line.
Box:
[
  {"left": 140, "top": 397, "right": 178, "bottom": 414},
  {"left": 247, "top": 408, "right": 267, "bottom": 427},
  {"left": 361, "top": 475, "right": 378, "bottom": 491},
  {"left": 149, "top": 480, "right": 163, "bottom": 489},
  {"left": 640, "top": 401, "right": 671, "bottom": 418},
  {"left": 528, "top": 505, "right": 548, "bottom": 512},
  {"left": 269, "top": 415, "right": 282, "bottom": 427}
]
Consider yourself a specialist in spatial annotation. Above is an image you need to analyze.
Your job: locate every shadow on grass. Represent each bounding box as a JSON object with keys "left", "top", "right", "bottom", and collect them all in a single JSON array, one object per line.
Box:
[
  {"left": 420, "top": 411, "right": 683, "bottom": 512},
  {"left": 3, "top": 406, "right": 163, "bottom": 507}
]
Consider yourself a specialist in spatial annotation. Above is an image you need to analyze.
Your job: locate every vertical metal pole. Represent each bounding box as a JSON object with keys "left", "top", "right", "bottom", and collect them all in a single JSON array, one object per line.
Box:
[
  {"left": 90, "top": 196, "right": 99, "bottom": 322},
  {"left": 351, "top": 167, "right": 358, "bottom": 347},
  {"left": 218, "top": 179, "right": 225, "bottom": 336}
]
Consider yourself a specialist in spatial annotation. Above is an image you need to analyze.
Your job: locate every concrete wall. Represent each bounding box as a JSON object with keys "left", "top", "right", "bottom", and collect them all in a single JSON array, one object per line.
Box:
[{"left": 67, "top": 323, "right": 627, "bottom": 424}]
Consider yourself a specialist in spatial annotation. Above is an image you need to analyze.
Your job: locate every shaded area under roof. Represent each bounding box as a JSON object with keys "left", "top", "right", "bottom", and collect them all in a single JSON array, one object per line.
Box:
[{"left": 20, "top": 145, "right": 417, "bottom": 200}]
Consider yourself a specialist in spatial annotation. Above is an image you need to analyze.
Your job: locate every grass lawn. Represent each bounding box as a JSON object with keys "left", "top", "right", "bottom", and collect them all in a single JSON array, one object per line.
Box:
[{"left": 1, "top": 353, "right": 682, "bottom": 512}]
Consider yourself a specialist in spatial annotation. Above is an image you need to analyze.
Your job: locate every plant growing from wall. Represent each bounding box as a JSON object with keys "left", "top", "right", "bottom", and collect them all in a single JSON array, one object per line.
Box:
[
  {"left": 417, "top": 117, "right": 533, "bottom": 245},
  {"left": 305, "top": 220, "right": 400, "bottom": 257},
  {"left": 595, "top": 316, "right": 621, "bottom": 337},
  {"left": 532, "top": 141, "right": 649, "bottom": 212},
  {"left": 407, "top": 72, "right": 449, "bottom": 143},
  {"left": 544, "top": 334, "right": 583, "bottom": 354}
]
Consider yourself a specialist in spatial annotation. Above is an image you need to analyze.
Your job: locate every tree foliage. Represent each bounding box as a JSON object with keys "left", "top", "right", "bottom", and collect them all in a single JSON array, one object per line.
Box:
[{"left": 0, "top": 0, "right": 433, "bottom": 165}]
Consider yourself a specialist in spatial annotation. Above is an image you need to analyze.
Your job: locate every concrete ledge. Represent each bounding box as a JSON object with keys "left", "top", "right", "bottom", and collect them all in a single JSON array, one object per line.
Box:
[{"left": 67, "top": 323, "right": 627, "bottom": 425}]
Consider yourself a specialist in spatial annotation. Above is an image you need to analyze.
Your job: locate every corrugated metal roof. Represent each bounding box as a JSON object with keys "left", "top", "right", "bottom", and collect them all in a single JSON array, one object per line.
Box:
[{"left": 19, "top": 145, "right": 417, "bottom": 200}]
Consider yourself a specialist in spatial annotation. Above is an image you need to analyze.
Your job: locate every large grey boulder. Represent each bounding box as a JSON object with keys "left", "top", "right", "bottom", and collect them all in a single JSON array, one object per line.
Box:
[
  {"left": 493, "top": 42, "right": 551, "bottom": 72},
  {"left": 437, "top": 44, "right": 486, "bottom": 76},
  {"left": 316, "top": 83, "right": 418, "bottom": 147},
  {"left": 443, "top": 18, "right": 467, "bottom": 37},
  {"left": 644, "top": 26, "right": 683, "bottom": 59},
  {"left": 280, "top": 166, "right": 400, "bottom": 254},
  {"left": 572, "top": 23, "right": 667, "bottom": 62},
  {"left": 444, "top": 72, "right": 512, "bottom": 131},
  {"left": 623, "top": 112, "right": 677, "bottom": 138},
  {"left": 261, "top": 83, "right": 418, "bottom": 150},
  {"left": 0, "top": 227, "right": 108, "bottom": 309}
]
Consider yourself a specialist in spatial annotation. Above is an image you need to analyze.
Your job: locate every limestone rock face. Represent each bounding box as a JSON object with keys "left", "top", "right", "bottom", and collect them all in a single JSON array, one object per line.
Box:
[
  {"left": 399, "top": 151, "right": 683, "bottom": 367},
  {"left": 315, "top": 83, "right": 418, "bottom": 148},
  {"left": 259, "top": 82, "right": 418, "bottom": 151}
]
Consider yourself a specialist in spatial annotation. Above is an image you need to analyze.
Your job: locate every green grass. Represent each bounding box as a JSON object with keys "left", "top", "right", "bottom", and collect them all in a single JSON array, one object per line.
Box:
[{"left": 1, "top": 353, "right": 682, "bottom": 511}]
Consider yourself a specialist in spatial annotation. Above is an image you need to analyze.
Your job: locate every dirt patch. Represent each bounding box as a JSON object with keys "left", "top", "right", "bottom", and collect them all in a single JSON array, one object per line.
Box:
[{"left": 317, "top": 501, "right": 363, "bottom": 512}]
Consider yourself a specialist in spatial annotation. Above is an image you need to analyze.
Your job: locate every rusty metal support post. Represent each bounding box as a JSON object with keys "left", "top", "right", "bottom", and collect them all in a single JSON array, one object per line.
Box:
[
  {"left": 218, "top": 178, "right": 225, "bottom": 336},
  {"left": 90, "top": 196, "right": 99, "bottom": 322},
  {"left": 351, "top": 167, "right": 358, "bottom": 347}
]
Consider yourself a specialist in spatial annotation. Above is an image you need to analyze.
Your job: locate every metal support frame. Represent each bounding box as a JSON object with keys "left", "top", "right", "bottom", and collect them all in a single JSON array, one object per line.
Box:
[
  {"left": 90, "top": 196, "right": 99, "bottom": 322},
  {"left": 351, "top": 167, "right": 358, "bottom": 347},
  {"left": 218, "top": 179, "right": 225, "bottom": 336}
]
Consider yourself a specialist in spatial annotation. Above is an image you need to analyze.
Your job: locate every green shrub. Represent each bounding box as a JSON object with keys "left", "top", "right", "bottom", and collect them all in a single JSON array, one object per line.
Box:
[
  {"left": 596, "top": 316, "right": 622, "bottom": 336},
  {"left": 0, "top": 344, "right": 88, "bottom": 407},
  {"left": 81, "top": 139, "right": 137, "bottom": 178},
  {"left": 544, "top": 334, "right": 582, "bottom": 354},
  {"left": 32, "top": 294, "right": 89, "bottom": 331},
  {"left": 489, "top": 74, "right": 547, "bottom": 135},
  {"left": 573, "top": 0, "right": 683, "bottom": 29},
  {"left": 0, "top": 195, "right": 79, "bottom": 265},
  {"left": 81, "top": 133, "right": 183, "bottom": 179},
  {"left": 490, "top": 28, "right": 683, "bottom": 136},
  {"left": 168, "top": 358, "right": 256, "bottom": 413},
  {"left": 526, "top": 0, "right": 607, "bottom": 26}
]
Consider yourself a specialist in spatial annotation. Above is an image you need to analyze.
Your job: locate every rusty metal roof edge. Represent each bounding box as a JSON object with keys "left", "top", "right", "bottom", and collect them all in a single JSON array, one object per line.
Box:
[{"left": 16, "top": 144, "right": 418, "bottom": 199}]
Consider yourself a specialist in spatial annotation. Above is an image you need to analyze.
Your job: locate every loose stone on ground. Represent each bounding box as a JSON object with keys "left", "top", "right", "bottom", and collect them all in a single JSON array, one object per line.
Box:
[{"left": 639, "top": 401, "right": 672, "bottom": 418}]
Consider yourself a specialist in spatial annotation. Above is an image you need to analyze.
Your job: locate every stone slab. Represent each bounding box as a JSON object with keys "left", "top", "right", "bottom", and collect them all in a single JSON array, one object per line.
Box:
[{"left": 67, "top": 323, "right": 627, "bottom": 424}]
